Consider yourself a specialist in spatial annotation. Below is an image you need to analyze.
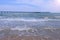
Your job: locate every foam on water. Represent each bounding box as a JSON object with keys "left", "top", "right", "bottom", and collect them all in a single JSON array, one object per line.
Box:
[
  {"left": 11, "top": 27, "right": 31, "bottom": 31},
  {"left": 0, "top": 18, "right": 60, "bottom": 22},
  {"left": 0, "top": 18, "right": 49, "bottom": 22}
]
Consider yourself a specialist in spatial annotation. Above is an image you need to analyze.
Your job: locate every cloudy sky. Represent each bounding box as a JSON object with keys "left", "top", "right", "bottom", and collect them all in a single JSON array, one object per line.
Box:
[{"left": 0, "top": 0, "right": 60, "bottom": 12}]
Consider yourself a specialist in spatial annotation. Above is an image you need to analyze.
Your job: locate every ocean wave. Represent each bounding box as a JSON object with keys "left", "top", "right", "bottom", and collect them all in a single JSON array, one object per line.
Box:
[
  {"left": 11, "top": 27, "right": 31, "bottom": 31},
  {"left": 0, "top": 18, "right": 60, "bottom": 22},
  {"left": 0, "top": 18, "right": 49, "bottom": 22}
]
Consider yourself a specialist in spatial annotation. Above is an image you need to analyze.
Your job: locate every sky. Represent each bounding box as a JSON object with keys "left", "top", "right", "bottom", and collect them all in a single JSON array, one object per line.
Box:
[{"left": 0, "top": 0, "right": 60, "bottom": 12}]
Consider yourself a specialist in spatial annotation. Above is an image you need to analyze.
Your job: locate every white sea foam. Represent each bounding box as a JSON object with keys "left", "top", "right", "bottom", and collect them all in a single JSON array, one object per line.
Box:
[
  {"left": 0, "top": 18, "right": 49, "bottom": 22},
  {"left": 11, "top": 27, "right": 31, "bottom": 31},
  {"left": 0, "top": 18, "right": 60, "bottom": 22}
]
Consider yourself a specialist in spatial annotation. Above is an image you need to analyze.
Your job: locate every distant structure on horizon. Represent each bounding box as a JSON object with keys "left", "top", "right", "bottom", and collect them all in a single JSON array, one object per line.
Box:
[{"left": 0, "top": 11, "right": 60, "bottom": 19}]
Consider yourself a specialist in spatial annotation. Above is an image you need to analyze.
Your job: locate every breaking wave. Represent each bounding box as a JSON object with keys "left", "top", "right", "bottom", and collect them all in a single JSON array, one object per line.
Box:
[{"left": 0, "top": 18, "right": 49, "bottom": 22}]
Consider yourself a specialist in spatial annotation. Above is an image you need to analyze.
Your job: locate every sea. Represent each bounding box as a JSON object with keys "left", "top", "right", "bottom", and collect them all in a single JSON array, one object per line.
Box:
[
  {"left": 0, "top": 12, "right": 60, "bottom": 40},
  {"left": 0, "top": 12, "right": 60, "bottom": 28}
]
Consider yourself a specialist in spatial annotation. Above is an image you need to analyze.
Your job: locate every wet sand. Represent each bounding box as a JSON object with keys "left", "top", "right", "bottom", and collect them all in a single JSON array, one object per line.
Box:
[{"left": 0, "top": 36, "right": 51, "bottom": 40}]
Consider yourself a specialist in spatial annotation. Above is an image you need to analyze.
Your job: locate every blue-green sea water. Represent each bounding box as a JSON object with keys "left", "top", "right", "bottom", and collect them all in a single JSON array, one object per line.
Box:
[
  {"left": 0, "top": 12, "right": 60, "bottom": 28},
  {"left": 0, "top": 12, "right": 60, "bottom": 39}
]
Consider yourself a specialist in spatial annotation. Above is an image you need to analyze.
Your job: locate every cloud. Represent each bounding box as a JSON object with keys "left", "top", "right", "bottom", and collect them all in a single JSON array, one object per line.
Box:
[
  {"left": 16, "top": 0, "right": 44, "bottom": 6},
  {"left": 12, "top": 0, "right": 60, "bottom": 12},
  {"left": 47, "top": 0, "right": 60, "bottom": 12},
  {"left": 0, "top": 5, "right": 40, "bottom": 12},
  {"left": 0, "top": 0, "right": 60, "bottom": 12}
]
